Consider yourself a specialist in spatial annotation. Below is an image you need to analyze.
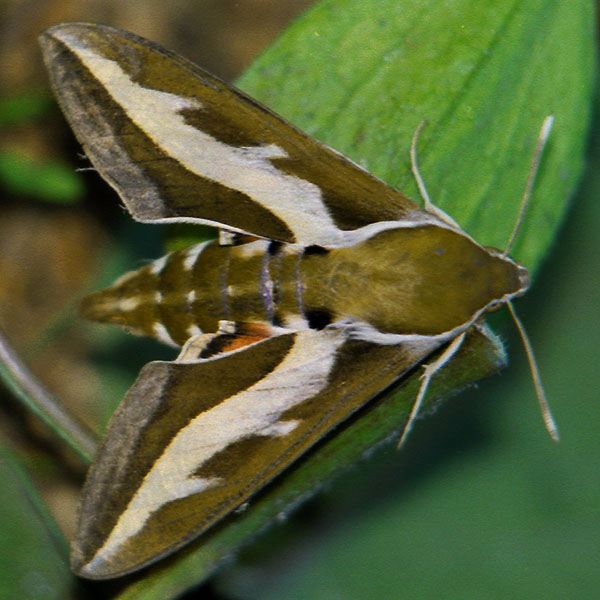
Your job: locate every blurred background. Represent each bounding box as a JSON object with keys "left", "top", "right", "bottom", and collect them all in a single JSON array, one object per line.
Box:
[{"left": 0, "top": 1, "right": 598, "bottom": 598}]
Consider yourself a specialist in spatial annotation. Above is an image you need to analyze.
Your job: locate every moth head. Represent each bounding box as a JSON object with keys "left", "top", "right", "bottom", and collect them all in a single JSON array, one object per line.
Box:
[{"left": 483, "top": 247, "right": 530, "bottom": 309}]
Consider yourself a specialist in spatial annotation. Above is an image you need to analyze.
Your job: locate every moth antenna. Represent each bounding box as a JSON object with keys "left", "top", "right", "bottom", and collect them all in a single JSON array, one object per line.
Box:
[
  {"left": 397, "top": 375, "right": 429, "bottom": 449},
  {"left": 410, "top": 121, "right": 460, "bottom": 228},
  {"left": 398, "top": 332, "right": 466, "bottom": 448},
  {"left": 410, "top": 121, "right": 433, "bottom": 210},
  {"left": 503, "top": 115, "right": 554, "bottom": 257},
  {"left": 507, "top": 300, "right": 559, "bottom": 442}
]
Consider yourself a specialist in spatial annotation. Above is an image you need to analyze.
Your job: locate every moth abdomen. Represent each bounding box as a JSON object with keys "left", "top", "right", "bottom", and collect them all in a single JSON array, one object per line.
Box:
[
  {"left": 80, "top": 241, "right": 223, "bottom": 346},
  {"left": 81, "top": 237, "right": 312, "bottom": 345}
]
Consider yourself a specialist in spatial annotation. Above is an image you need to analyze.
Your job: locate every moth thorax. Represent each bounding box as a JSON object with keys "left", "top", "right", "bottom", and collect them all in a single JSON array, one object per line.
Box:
[{"left": 301, "top": 226, "right": 528, "bottom": 337}]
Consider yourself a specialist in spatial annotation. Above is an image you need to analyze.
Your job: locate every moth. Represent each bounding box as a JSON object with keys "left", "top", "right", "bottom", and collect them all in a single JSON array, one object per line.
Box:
[{"left": 39, "top": 23, "right": 557, "bottom": 580}]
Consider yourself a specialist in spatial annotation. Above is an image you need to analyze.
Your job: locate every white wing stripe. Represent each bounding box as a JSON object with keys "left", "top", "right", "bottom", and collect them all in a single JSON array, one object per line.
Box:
[
  {"left": 60, "top": 32, "right": 345, "bottom": 246},
  {"left": 84, "top": 329, "right": 346, "bottom": 569}
]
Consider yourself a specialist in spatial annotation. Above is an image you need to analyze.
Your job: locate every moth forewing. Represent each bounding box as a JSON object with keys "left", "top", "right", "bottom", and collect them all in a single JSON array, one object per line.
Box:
[
  {"left": 38, "top": 22, "right": 428, "bottom": 247},
  {"left": 39, "top": 22, "right": 547, "bottom": 580}
]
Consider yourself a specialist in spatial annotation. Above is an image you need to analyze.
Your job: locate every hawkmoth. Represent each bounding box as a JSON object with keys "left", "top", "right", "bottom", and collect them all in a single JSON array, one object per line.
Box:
[{"left": 39, "top": 22, "right": 556, "bottom": 579}]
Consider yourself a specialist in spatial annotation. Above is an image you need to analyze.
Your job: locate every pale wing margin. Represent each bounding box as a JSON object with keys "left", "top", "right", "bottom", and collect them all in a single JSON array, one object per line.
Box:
[
  {"left": 71, "top": 328, "right": 439, "bottom": 578},
  {"left": 39, "top": 23, "right": 421, "bottom": 247}
]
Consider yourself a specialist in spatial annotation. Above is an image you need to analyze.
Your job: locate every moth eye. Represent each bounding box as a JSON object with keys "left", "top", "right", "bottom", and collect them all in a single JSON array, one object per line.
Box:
[{"left": 305, "top": 309, "right": 333, "bottom": 330}]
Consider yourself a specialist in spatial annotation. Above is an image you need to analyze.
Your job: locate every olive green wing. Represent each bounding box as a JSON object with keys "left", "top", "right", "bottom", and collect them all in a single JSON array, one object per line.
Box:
[
  {"left": 71, "top": 328, "right": 440, "bottom": 579},
  {"left": 39, "top": 23, "right": 420, "bottom": 247}
]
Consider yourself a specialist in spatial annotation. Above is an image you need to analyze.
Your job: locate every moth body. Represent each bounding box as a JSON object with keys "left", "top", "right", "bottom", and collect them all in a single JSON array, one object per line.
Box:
[
  {"left": 72, "top": 222, "right": 527, "bottom": 578},
  {"left": 82, "top": 223, "right": 527, "bottom": 348}
]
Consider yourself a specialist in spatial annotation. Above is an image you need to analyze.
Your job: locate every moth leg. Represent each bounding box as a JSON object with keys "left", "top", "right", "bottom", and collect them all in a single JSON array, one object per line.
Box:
[
  {"left": 410, "top": 121, "right": 461, "bottom": 229},
  {"left": 397, "top": 331, "right": 466, "bottom": 448}
]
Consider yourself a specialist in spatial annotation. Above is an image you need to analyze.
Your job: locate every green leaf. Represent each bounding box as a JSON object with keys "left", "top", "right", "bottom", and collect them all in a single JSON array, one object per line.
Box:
[
  {"left": 215, "top": 84, "right": 600, "bottom": 600},
  {"left": 0, "top": 92, "right": 53, "bottom": 127},
  {"left": 0, "top": 449, "right": 73, "bottom": 599},
  {"left": 113, "top": 0, "right": 594, "bottom": 597},
  {"left": 0, "top": 150, "right": 84, "bottom": 203},
  {"left": 0, "top": 92, "right": 84, "bottom": 203},
  {"left": 239, "top": 0, "right": 594, "bottom": 271}
]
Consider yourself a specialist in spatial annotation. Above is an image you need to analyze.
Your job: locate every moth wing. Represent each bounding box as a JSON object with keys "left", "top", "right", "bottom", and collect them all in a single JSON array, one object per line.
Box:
[
  {"left": 72, "top": 328, "right": 439, "bottom": 579},
  {"left": 39, "top": 23, "right": 421, "bottom": 246}
]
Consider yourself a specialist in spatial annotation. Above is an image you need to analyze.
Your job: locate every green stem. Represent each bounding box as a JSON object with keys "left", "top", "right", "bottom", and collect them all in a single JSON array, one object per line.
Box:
[{"left": 0, "top": 325, "right": 98, "bottom": 463}]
